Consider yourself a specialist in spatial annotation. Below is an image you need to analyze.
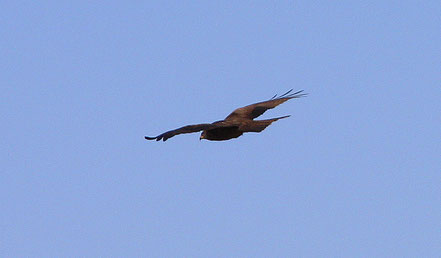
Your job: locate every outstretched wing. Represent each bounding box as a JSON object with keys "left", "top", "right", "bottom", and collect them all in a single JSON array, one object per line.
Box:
[
  {"left": 145, "top": 123, "right": 218, "bottom": 142},
  {"left": 225, "top": 89, "right": 307, "bottom": 121}
]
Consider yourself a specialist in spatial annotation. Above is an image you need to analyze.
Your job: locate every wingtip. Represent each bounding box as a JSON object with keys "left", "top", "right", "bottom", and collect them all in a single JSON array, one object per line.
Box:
[
  {"left": 271, "top": 89, "right": 307, "bottom": 100},
  {"left": 278, "top": 115, "right": 291, "bottom": 120},
  {"left": 287, "top": 89, "right": 307, "bottom": 98},
  {"left": 280, "top": 89, "right": 293, "bottom": 97},
  {"left": 144, "top": 136, "right": 157, "bottom": 140}
]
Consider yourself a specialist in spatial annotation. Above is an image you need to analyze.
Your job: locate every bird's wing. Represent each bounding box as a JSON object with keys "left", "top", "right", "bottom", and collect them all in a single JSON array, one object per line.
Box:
[
  {"left": 145, "top": 123, "right": 223, "bottom": 142},
  {"left": 224, "top": 89, "right": 307, "bottom": 121}
]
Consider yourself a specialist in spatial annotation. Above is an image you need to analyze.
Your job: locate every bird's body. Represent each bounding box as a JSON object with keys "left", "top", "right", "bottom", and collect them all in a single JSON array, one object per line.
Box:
[
  {"left": 202, "top": 124, "right": 243, "bottom": 141},
  {"left": 145, "top": 89, "right": 306, "bottom": 142}
]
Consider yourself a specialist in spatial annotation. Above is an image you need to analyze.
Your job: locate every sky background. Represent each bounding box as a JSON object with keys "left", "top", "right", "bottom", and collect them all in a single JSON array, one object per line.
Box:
[{"left": 1, "top": 1, "right": 440, "bottom": 257}]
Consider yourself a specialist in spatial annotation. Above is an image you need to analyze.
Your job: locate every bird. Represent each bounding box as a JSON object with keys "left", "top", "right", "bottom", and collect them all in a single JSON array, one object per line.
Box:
[{"left": 145, "top": 89, "right": 307, "bottom": 142}]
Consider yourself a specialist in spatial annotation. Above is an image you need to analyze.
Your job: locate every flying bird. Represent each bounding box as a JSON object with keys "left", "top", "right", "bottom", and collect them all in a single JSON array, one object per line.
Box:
[{"left": 145, "top": 89, "right": 307, "bottom": 142}]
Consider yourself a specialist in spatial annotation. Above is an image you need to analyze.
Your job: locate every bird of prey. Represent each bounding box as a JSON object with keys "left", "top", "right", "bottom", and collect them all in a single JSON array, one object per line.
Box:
[{"left": 145, "top": 89, "right": 306, "bottom": 142}]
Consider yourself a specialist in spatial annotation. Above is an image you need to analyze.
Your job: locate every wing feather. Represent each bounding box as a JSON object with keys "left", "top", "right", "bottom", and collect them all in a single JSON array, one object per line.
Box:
[
  {"left": 144, "top": 122, "right": 241, "bottom": 142},
  {"left": 145, "top": 124, "right": 217, "bottom": 141},
  {"left": 225, "top": 89, "right": 307, "bottom": 121}
]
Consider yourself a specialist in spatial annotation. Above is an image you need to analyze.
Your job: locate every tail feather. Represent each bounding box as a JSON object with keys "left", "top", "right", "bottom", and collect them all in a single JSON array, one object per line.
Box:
[{"left": 239, "top": 115, "right": 290, "bottom": 132}]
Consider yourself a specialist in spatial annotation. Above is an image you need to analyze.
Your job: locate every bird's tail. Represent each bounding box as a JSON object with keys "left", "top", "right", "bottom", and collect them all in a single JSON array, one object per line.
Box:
[{"left": 239, "top": 115, "right": 290, "bottom": 132}]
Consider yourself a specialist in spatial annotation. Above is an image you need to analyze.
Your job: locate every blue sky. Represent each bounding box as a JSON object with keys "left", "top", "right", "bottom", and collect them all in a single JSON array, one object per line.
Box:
[{"left": 1, "top": 1, "right": 440, "bottom": 257}]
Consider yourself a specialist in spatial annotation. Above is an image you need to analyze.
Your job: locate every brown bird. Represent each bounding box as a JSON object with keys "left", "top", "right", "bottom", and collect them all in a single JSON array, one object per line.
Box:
[{"left": 145, "top": 89, "right": 307, "bottom": 142}]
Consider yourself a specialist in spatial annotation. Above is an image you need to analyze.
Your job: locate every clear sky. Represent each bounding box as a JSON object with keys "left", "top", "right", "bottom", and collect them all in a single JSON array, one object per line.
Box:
[{"left": 1, "top": 1, "right": 440, "bottom": 257}]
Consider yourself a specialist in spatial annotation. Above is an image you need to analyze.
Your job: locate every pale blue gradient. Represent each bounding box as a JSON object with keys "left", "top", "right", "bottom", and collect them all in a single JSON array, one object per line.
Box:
[{"left": 1, "top": 1, "right": 440, "bottom": 257}]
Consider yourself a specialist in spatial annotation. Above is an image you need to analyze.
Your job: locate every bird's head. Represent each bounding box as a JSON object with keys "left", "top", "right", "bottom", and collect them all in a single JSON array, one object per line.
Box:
[{"left": 200, "top": 131, "right": 206, "bottom": 141}]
